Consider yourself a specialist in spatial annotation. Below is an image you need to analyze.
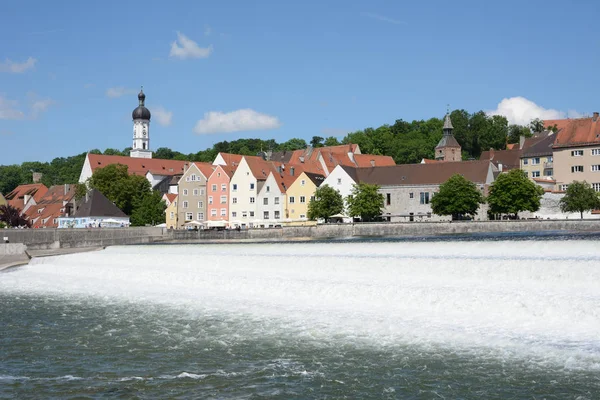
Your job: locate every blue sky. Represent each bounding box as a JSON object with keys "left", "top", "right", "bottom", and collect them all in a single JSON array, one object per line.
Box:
[{"left": 1, "top": 0, "right": 599, "bottom": 165}]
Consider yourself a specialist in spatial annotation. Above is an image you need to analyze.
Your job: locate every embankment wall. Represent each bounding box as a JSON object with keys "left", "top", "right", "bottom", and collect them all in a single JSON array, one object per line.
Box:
[
  {"left": 0, "top": 243, "right": 27, "bottom": 255},
  {"left": 3, "top": 219, "right": 600, "bottom": 248}
]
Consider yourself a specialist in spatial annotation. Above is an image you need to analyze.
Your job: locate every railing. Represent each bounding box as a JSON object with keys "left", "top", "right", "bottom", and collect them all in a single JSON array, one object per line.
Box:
[{"left": 544, "top": 161, "right": 553, "bottom": 168}]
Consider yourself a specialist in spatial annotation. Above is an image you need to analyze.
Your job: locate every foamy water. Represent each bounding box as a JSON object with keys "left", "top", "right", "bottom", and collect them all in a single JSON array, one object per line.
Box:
[{"left": 2, "top": 239, "right": 600, "bottom": 398}]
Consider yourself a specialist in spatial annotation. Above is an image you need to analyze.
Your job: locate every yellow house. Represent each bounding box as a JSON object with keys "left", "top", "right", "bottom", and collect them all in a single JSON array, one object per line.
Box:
[
  {"left": 163, "top": 193, "right": 178, "bottom": 229},
  {"left": 285, "top": 172, "right": 325, "bottom": 224}
]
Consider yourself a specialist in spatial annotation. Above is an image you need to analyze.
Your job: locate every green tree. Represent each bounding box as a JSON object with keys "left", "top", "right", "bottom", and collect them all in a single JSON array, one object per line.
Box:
[
  {"left": 87, "top": 164, "right": 151, "bottom": 215},
  {"left": 346, "top": 183, "right": 384, "bottom": 222},
  {"left": 529, "top": 118, "right": 545, "bottom": 133},
  {"left": 324, "top": 136, "right": 341, "bottom": 146},
  {"left": 559, "top": 181, "right": 600, "bottom": 219},
  {"left": 487, "top": 169, "right": 544, "bottom": 218},
  {"left": 307, "top": 185, "right": 344, "bottom": 221},
  {"left": 279, "top": 138, "right": 307, "bottom": 151},
  {"left": 74, "top": 183, "right": 88, "bottom": 200},
  {"left": 310, "top": 136, "right": 324, "bottom": 148},
  {"left": 480, "top": 115, "right": 508, "bottom": 152},
  {"left": 507, "top": 124, "right": 532, "bottom": 144},
  {"left": 130, "top": 190, "right": 166, "bottom": 226},
  {"left": 0, "top": 165, "right": 24, "bottom": 194},
  {"left": 0, "top": 204, "right": 30, "bottom": 227},
  {"left": 430, "top": 174, "right": 485, "bottom": 220}
]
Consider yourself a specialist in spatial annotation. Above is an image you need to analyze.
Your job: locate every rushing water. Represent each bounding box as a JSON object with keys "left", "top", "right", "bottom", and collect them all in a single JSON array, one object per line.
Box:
[{"left": 1, "top": 236, "right": 600, "bottom": 399}]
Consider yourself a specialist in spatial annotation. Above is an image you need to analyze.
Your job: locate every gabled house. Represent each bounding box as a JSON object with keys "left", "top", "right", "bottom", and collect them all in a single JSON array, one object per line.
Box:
[
  {"left": 58, "top": 189, "right": 129, "bottom": 228},
  {"left": 213, "top": 152, "right": 244, "bottom": 167},
  {"left": 285, "top": 171, "right": 325, "bottom": 223},
  {"left": 163, "top": 193, "right": 178, "bottom": 229},
  {"left": 176, "top": 162, "right": 215, "bottom": 228},
  {"left": 229, "top": 156, "right": 275, "bottom": 228},
  {"left": 207, "top": 164, "right": 237, "bottom": 227},
  {"left": 23, "top": 184, "right": 77, "bottom": 228},
  {"left": 4, "top": 183, "right": 48, "bottom": 214},
  {"left": 255, "top": 169, "right": 287, "bottom": 227},
  {"left": 547, "top": 113, "right": 600, "bottom": 192}
]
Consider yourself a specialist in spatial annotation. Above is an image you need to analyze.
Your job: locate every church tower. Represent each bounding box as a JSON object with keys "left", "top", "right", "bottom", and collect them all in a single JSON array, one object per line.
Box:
[
  {"left": 130, "top": 88, "right": 152, "bottom": 159},
  {"left": 435, "top": 114, "right": 461, "bottom": 162}
]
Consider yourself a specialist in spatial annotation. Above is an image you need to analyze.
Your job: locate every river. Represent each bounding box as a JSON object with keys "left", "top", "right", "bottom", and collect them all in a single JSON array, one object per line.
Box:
[{"left": 1, "top": 235, "right": 599, "bottom": 398}]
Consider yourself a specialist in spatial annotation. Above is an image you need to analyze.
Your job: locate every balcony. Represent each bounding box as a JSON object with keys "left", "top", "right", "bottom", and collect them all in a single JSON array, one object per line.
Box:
[{"left": 544, "top": 161, "right": 553, "bottom": 169}]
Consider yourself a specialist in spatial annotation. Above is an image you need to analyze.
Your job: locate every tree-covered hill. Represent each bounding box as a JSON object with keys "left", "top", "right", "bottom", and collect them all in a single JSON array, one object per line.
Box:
[{"left": 0, "top": 109, "right": 532, "bottom": 195}]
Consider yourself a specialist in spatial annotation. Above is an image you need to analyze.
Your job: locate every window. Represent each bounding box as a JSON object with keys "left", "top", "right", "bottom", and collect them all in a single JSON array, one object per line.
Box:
[
  {"left": 198, "top": 212, "right": 204, "bottom": 220},
  {"left": 221, "top": 208, "right": 226, "bottom": 216},
  {"left": 200, "top": 188, "right": 205, "bottom": 195},
  {"left": 250, "top": 183, "right": 255, "bottom": 190},
  {"left": 174, "top": 201, "right": 177, "bottom": 207},
  {"left": 266, "top": 185, "right": 270, "bottom": 192},
  {"left": 185, "top": 212, "right": 193, "bottom": 221},
  {"left": 208, "top": 196, "right": 213, "bottom": 204},
  {"left": 419, "top": 192, "right": 430, "bottom": 204},
  {"left": 531, "top": 157, "right": 540, "bottom": 165},
  {"left": 249, "top": 211, "right": 255, "bottom": 217},
  {"left": 183, "top": 189, "right": 188, "bottom": 196},
  {"left": 170, "top": 212, "right": 174, "bottom": 219},
  {"left": 300, "top": 196, "right": 306, "bottom": 203},
  {"left": 232, "top": 197, "right": 237, "bottom": 204},
  {"left": 532, "top": 171, "right": 540, "bottom": 177},
  {"left": 544, "top": 169, "right": 553, "bottom": 176},
  {"left": 193, "top": 189, "right": 198, "bottom": 196},
  {"left": 212, "top": 184, "right": 217, "bottom": 192},
  {"left": 274, "top": 211, "right": 280, "bottom": 219},
  {"left": 289, "top": 196, "right": 295, "bottom": 204},
  {"left": 337, "top": 178, "right": 342, "bottom": 185},
  {"left": 592, "top": 165, "right": 600, "bottom": 172},
  {"left": 183, "top": 201, "right": 189, "bottom": 209},
  {"left": 560, "top": 184, "right": 569, "bottom": 191},
  {"left": 220, "top": 196, "right": 227, "bottom": 204},
  {"left": 221, "top": 184, "right": 227, "bottom": 192},
  {"left": 263, "top": 198, "right": 268, "bottom": 205},
  {"left": 547, "top": 156, "right": 553, "bottom": 162},
  {"left": 592, "top": 183, "right": 600, "bottom": 192},
  {"left": 191, "top": 174, "right": 196, "bottom": 181},
  {"left": 592, "top": 149, "right": 600, "bottom": 156},
  {"left": 242, "top": 211, "right": 247, "bottom": 218},
  {"left": 232, "top": 211, "right": 237, "bottom": 218},
  {"left": 572, "top": 165, "right": 584, "bottom": 173},
  {"left": 274, "top": 197, "right": 280, "bottom": 205},
  {"left": 250, "top": 197, "right": 255, "bottom": 203},
  {"left": 523, "top": 159, "right": 528, "bottom": 165},
  {"left": 409, "top": 192, "right": 414, "bottom": 199},
  {"left": 386, "top": 193, "right": 391, "bottom": 206},
  {"left": 300, "top": 214, "right": 306, "bottom": 219},
  {"left": 310, "top": 196, "right": 315, "bottom": 202},
  {"left": 232, "top": 184, "right": 238, "bottom": 191},
  {"left": 572, "top": 150, "right": 584, "bottom": 157},
  {"left": 211, "top": 209, "right": 217, "bottom": 216},
  {"left": 197, "top": 201, "right": 203, "bottom": 208},
  {"left": 218, "top": 172, "right": 221, "bottom": 177},
  {"left": 301, "top": 180, "right": 306, "bottom": 186},
  {"left": 264, "top": 211, "right": 269, "bottom": 219}
]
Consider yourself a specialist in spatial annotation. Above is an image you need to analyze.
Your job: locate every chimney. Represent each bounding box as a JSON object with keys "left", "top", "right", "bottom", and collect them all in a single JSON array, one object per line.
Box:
[
  {"left": 32, "top": 172, "right": 43, "bottom": 183},
  {"left": 519, "top": 135, "right": 526, "bottom": 150},
  {"left": 64, "top": 184, "right": 69, "bottom": 195},
  {"left": 498, "top": 162, "right": 503, "bottom": 172},
  {"left": 593, "top": 112, "right": 599, "bottom": 122},
  {"left": 183, "top": 163, "right": 189, "bottom": 172},
  {"left": 370, "top": 160, "right": 375, "bottom": 167},
  {"left": 489, "top": 148, "right": 495, "bottom": 160}
]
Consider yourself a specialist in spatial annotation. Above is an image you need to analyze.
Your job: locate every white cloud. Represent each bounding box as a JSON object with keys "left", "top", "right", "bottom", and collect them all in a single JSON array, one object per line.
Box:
[
  {"left": 169, "top": 32, "right": 213, "bottom": 60},
  {"left": 487, "top": 96, "right": 582, "bottom": 126},
  {"left": 0, "top": 95, "right": 25, "bottom": 120},
  {"left": 106, "top": 87, "right": 137, "bottom": 98},
  {"left": 152, "top": 106, "right": 173, "bottom": 126},
  {"left": 28, "top": 93, "right": 55, "bottom": 119},
  {"left": 362, "top": 12, "right": 405, "bottom": 25},
  {"left": 0, "top": 57, "right": 37, "bottom": 73},
  {"left": 194, "top": 109, "right": 281, "bottom": 135}
]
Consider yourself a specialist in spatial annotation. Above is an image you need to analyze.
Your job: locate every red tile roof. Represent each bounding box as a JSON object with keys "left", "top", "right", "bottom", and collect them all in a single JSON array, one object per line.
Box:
[
  {"left": 164, "top": 193, "right": 177, "bottom": 204},
  {"left": 88, "top": 154, "right": 189, "bottom": 176},
  {"left": 5, "top": 183, "right": 48, "bottom": 211},
  {"left": 549, "top": 116, "right": 600, "bottom": 148},
  {"left": 217, "top": 152, "right": 244, "bottom": 166},
  {"left": 190, "top": 162, "right": 215, "bottom": 180},
  {"left": 480, "top": 149, "right": 522, "bottom": 170},
  {"left": 22, "top": 184, "right": 77, "bottom": 228}
]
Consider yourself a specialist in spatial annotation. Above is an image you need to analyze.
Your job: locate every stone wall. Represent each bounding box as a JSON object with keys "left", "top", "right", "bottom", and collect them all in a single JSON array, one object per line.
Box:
[
  {"left": 3, "top": 219, "right": 600, "bottom": 248},
  {"left": 0, "top": 243, "right": 27, "bottom": 255}
]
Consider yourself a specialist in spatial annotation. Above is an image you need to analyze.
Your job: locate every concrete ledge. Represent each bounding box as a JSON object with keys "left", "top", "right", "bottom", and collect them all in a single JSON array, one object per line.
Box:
[
  {"left": 0, "top": 243, "right": 28, "bottom": 255},
  {"left": 0, "top": 254, "right": 30, "bottom": 271}
]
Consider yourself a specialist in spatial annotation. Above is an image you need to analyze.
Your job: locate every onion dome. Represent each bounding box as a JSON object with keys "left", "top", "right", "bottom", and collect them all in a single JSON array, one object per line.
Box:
[{"left": 132, "top": 88, "right": 151, "bottom": 120}]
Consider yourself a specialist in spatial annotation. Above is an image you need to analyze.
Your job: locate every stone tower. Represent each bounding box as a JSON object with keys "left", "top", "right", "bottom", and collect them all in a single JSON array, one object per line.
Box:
[
  {"left": 435, "top": 114, "right": 461, "bottom": 162},
  {"left": 130, "top": 88, "right": 152, "bottom": 159}
]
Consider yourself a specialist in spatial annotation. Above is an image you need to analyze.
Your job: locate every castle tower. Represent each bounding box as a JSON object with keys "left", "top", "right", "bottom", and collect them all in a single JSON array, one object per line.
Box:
[
  {"left": 435, "top": 114, "right": 461, "bottom": 162},
  {"left": 130, "top": 88, "right": 152, "bottom": 159}
]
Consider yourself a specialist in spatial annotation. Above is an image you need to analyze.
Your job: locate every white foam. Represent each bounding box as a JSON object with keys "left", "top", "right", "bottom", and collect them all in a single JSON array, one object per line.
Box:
[{"left": 2, "top": 240, "right": 600, "bottom": 369}]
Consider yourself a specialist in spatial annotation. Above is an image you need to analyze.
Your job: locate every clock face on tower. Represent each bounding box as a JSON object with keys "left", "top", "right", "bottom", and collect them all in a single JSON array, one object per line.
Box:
[{"left": 143, "top": 130, "right": 146, "bottom": 136}]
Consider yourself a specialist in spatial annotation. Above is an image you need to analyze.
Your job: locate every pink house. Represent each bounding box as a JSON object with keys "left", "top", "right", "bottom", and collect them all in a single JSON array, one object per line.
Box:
[{"left": 206, "top": 164, "right": 236, "bottom": 225}]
